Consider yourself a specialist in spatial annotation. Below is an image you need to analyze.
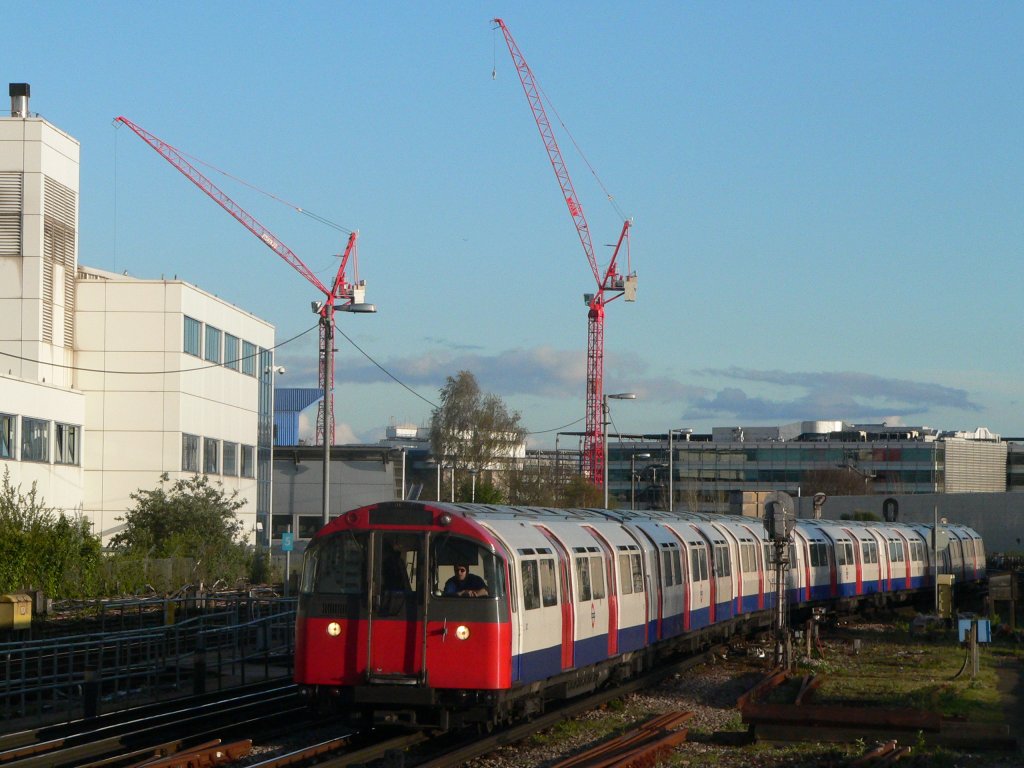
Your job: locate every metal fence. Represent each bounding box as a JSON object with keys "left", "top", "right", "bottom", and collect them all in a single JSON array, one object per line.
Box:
[{"left": 0, "top": 596, "right": 296, "bottom": 728}]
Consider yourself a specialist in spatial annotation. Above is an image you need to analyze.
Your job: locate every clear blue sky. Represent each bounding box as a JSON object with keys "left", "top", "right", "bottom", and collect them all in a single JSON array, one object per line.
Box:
[{"left": 10, "top": 2, "right": 1024, "bottom": 446}]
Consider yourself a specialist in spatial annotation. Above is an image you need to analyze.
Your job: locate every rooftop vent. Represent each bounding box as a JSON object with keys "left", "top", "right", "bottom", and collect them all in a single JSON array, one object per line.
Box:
[{"left": 9, "top": 83, "right": 30, "bottom": 118}]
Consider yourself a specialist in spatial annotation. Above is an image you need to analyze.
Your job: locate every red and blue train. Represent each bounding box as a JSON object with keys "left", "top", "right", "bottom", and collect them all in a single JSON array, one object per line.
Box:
[{"left": 294, "top": 501, "right": 985, "bottom": 730}]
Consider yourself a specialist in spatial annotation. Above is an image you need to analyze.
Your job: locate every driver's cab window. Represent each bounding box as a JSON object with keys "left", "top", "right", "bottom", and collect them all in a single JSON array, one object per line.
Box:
[{"left": 432, "top": 536, "right": 504, "bottom": 598}]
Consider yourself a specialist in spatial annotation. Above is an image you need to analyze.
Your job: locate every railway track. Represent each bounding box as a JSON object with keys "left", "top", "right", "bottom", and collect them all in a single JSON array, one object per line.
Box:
[
  {"left": 233, "top": 648, "right": 720, "bottom": 768},
  {"left": 0, "top": 682, "right": 312, "bottom": 768}
]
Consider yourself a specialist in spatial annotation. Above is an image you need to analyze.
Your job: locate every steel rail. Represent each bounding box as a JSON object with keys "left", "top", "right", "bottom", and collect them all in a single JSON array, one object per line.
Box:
[
  {"left": 0, "top": 682, "right": 297, "bottom": 755},
  {"left": 410, "top": 648, "right": 719, "bottom": 768},
  {"left": 0, "top": 689, "right": 303, "bottom": 768}
]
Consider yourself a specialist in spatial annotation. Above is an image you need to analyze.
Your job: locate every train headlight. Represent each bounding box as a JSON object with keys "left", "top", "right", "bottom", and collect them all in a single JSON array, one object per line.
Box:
[
  {"left": 455, "top": 625, "right": 470, "bottom": 640},
  {"left": 327, "top": 622, "right": 341, "bottom": 637}
]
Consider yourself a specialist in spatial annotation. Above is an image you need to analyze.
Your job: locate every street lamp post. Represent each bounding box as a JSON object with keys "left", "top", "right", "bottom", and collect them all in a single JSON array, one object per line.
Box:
[
  {"left": 262, "top": 364, "right": 285, "bottom": 548},
  {"left": 667, "top": 428, "right": 691, "bottom": 512},
  {"left": 469, "top": 469, "right": 479, "bottom": 503},
  {"left": 631, "top": 452, "right": 651, "bottom": 510},
  {"left": 320, "top": 301, "right": 376, "bottom": 528},
  {"left": 603, "top": 393, "right": 637, "bottom": 509},
  {"left": 424, "top": 458, "right": 440, "bottom": 501}
]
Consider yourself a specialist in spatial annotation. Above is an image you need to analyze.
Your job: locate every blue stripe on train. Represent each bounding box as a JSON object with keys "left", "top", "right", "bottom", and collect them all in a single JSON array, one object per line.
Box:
[
  {"left": 617, "top": 623, "right": 646, "bottom": 653},
  {"left": 689, "top": 606, "right": 711, "bottom": 630},
  {"left": 662, "top": 612, "right": 684, "bottom": 638},
  {"left": 740, "top": 594, "right": 762, "bottom": 614},
  {"left": 573, "top": 633, "right": 608, "bottom": 668},
  {"left": 512, "top": 644, "right": 562, "bottom": 684}
]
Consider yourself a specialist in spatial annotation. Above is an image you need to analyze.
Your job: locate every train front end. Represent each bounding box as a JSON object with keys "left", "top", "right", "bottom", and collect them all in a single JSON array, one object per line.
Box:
[{"left": 295, "top": 501, "right": 512, "bottom": 730}]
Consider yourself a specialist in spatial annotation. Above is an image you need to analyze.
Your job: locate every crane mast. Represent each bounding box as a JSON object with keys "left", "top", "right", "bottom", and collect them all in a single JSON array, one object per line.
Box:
[
  {"left": 114, "top": 116, "right": 366, "bottom": 445},
  {"left": 493, "top": 19, "right": 636, "bottom": 486}
]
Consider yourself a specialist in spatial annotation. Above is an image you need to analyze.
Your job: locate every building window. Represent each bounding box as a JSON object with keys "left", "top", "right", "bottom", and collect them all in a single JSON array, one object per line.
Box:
[
  {"left": 184, "top": 316, "right": 201, "bottom": 357},
  {"left": 21, "top": 417, "right": 49, "bottom": 463},
  {"left": 55, "top": 423, "right": 80, "bottom": 465},
  {"left": 204, "top": 437, "right": 220, "bottom": 474},
  {"left": 0, "top": 413, "right": 14, "bottom": 459},
  {"left": 222, "top": 441, "right": 238, "bottom": 476},
  {"left": 224, "top": 334, "right": 240, "bottom": 371},
  {"left": 241, "top": 444, "right": 255, "bottom": 478},
  {"left": 204, "top": 325, "right": 222, "bottom": 364},
  {"left": 182, "top": 433, "right": 200, "bottom": 472},
  {"left": 242, "top": 341, "right": 257, "bottom": 376}
]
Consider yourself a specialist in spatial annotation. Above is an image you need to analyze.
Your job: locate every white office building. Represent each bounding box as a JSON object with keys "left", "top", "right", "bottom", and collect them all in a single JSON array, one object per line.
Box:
[{"left": 0, "top": 84, "right": 275, "bottom": 543}]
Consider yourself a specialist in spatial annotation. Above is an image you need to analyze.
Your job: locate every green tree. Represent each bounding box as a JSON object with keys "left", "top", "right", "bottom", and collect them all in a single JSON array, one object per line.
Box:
[
  {"left": 110, "top": 473, "right": 250, "bottom": 585},
  {"left": 0, "top": 468, "right": 102, "bottom": 598},
  {"left": 430, "top": 371, "right": 526, "bottom": 496}
]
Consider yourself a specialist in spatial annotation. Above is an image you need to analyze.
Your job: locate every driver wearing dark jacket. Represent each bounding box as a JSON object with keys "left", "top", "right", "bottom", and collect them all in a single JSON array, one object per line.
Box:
[{"left": 443, "top": 564, "right": 488, "bottom": 597}]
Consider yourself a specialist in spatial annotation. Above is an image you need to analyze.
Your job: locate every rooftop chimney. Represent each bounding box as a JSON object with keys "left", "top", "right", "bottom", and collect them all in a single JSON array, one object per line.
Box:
[{"left": 10, "top": 83, "right": 30, "bottom": 118}]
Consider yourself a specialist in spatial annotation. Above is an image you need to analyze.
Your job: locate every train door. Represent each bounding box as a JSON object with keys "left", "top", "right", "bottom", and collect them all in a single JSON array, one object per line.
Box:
[
  {"left": 537, "top": 526, "right": 575, "bottom": 671},
  {"left": 367, "top": 532, "right": 425, "bottom": 681},
  {"left": 583, "top": 525, "right": 619, "bottom": 657},
  {"left": 841, "top": 527, "right": 863, "bottom": 595},
  {"left": 711, "top": 523, "right": 743, "bottom": 617},
  {"left": 687, "top": 537, "right": 712, "bottom": 629},
  {"left": 739, "top": 524, "right": 766, "bottom": 612},
  {"left": 892, "top": 531, "right": 912, "bottom": 590}
]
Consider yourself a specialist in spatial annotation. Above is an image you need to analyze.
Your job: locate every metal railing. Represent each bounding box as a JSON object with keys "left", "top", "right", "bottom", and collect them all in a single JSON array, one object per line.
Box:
[{"left": 0, "top": 597, "right": 296, "bottom": 728}]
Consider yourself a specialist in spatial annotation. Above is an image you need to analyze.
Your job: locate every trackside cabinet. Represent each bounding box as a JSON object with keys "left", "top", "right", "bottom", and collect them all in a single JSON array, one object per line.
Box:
[{"left": 0, "top": 593, "right": 32, "bottom": 630}]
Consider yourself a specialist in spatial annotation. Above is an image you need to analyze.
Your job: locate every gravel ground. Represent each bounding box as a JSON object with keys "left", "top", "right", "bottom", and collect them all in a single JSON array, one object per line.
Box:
[{"left": 463, "top": 631, "right": 1024, "bottom": 768}]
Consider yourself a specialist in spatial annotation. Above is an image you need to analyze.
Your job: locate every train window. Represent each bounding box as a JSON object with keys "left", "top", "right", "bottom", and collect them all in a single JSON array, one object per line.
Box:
[
  {"left": 540, "top": 558, "right": 558, "bottom": 606},
  {"left": 662, "top": 550, "right": 675, "bottom": 587},
  {"left": 889, "top": 540, "right": 905, "bottom": 562},
  {"left": 619, "top": 554, "right": 634, "bottom": 595},
  {"left": 690, "top": 544, "right": 709, "bottom": 582},
  {"left": 301, "top": 533, "right": 366, "bottom": 595},
  {"left": 521, "top": 561, "right": 541, "bottom": 610},
  {"left": 836, "top": 540, "right": 855, "bottom": 566},
  {"left": 713, "top": 544, "right": 731, "bottom": 578},
  {"left": 861, "top": 540, "right": 878, "bottom": 564},
  {"left": 432, "top": 537, "right": 504, "bottom": 598},
  {"left": 809, "top": 542, "right": 829, "bottom": 568},
  {"left": 631, "top": 554, "right": 644, "bottom": 593},
  {"left": 590, "top": 557, "right": 606, "bottom": 599},
  {"left": 576, "top": 557, "right": 592, "bottom": 601},
  {"left": 740, "top": 542, "right": 756, "bottom": 573},
  {"left": 381, "top": 533, "right": 418, "bottom": 593}
]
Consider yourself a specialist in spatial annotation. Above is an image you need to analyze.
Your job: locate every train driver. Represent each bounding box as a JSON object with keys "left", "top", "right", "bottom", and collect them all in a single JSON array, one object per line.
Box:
[{"left": 443, "top": 564, "right": 488, "bottom": 597}]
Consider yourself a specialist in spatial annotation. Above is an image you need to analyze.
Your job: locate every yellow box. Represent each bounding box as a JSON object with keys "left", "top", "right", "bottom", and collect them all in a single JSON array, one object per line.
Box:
[{"left": 0, "top": 594, "right": 33, "bottom": 630}]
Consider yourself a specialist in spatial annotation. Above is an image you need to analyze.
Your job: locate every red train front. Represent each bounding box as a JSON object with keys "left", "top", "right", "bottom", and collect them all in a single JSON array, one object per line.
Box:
[{"left": 295, "top": 500, "right": 511, "bottom": 730}]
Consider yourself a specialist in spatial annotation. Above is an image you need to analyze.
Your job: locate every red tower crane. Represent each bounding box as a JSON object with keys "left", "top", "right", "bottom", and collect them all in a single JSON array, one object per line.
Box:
[
  {"left": 492, "top": 19, "right": 637, "bottom": 486},
  {"left": 113, "top": 116, "right": 370, "bottom": 449}
]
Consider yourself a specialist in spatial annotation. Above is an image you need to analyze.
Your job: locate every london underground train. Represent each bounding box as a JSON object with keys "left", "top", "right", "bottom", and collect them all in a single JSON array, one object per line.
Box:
[{"left": 294, "top": 501, "right": 985, "bottom": 731}]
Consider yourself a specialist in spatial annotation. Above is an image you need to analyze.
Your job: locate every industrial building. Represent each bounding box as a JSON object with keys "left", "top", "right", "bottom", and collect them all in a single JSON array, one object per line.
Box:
[
  {"left": 602, "top": 420, "right": 1010, "bottom": 513},
  {"left": 0, "top": 84, "right": 275, "bottom": 543}
]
